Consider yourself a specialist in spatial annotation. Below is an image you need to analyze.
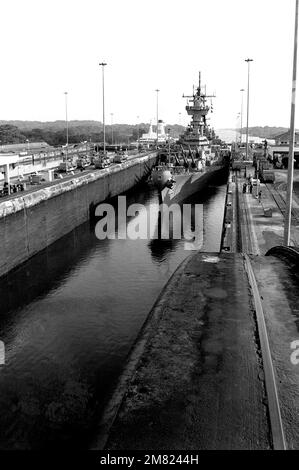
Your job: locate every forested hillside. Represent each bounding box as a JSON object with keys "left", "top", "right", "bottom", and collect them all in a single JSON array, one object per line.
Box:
[{"left": 0, "top": 120, "right": 184, "bottom": 146}]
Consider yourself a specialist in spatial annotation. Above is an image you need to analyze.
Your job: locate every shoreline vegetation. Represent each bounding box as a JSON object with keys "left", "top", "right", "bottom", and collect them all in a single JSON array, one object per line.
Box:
[
  {"left": 0, "top": 121, "right": 293, "bottom": 147},
  {"left": 0, "top": 121, "right": 184, "bottom": 147}
]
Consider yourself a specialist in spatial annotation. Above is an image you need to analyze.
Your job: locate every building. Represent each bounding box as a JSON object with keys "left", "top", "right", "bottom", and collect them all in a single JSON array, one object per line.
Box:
[
  {"left": 0, "top": 154, "right": 20, "bottom": 191},
  {"left": 138, "top": 120, "right": 168, "bottom": 145},
  {"left": 274, "top": 131, "right": 299, "bottom": 146},
  {"left": 268, "top": 131, "right": 299, "bottom": 168}
]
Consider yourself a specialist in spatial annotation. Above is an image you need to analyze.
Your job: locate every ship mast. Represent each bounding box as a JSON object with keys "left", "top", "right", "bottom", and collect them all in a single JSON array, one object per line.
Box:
[
  {"left": 181, "top": 72, "right": 215, "bottom": 145},
  {"left": 198, "top": 71, "right": 201, "bottom": 97}
]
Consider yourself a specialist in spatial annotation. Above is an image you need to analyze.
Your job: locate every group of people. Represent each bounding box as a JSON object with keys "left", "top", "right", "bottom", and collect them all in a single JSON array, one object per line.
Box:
[
  {"left": 0, "top": 181, "right": 25, "bottom": 197},
  {"left": 243, "top": 181, "right": 253, "bottom": 194},
  {"left": 242, "top": 179, "right": 262, "bottom": 203}
]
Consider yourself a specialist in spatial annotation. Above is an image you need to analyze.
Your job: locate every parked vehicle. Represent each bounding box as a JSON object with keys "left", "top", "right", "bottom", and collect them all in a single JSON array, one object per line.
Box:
[
  {"left": 94, "top": 152, "right": 111, "bottom": 169},
  {"left": 76, "top": 157, "right": 91, "bottom": 170},
  {"left": 259, "top": 169, "right": 275, "bottom": 183},
  {"left": 113, "top": 150, "right": 129, "bottom": 163},
  {"left": 30, "top": 174, "right": 43, "bottom": 184},
  {"left": 58, "top": 161, "right": 76, "bottom": 172}
]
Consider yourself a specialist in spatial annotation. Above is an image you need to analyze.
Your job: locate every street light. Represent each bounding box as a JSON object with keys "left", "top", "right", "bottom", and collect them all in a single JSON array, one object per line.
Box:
[
  {"left": 245, "top": 58, "right": 253, "bottom": 160},
  {"left": 155, "top": 89, "right": 159, "bottom": 148},
  {"left": 110, "top": 112, "right": 114, "bottom": 145},
  {"left": 64, "top": 91, "right": 68, "bottom": 160},
  {"left": 137, "top": 115, "right": 140, "bottom": 143},
  {"left": 240, "top": 88, "right": 245, "bottom": 144},
  {"left": 236, "top": 113, "right": 241, "bottom": 142},
  {"left": 284, "top": 0, "right": 299, "bottom": 246},
  {"left": 99, "top": 62, "right": 107, "bottom": 154}
]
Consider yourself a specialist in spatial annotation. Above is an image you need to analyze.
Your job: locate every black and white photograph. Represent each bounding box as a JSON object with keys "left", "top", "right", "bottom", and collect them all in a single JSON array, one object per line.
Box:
[{"left": 0, "top": 0, "right": 299, "bottom": 459}]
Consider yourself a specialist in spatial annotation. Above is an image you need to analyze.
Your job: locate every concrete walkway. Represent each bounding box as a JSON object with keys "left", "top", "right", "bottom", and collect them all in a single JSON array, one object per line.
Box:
[
  {"left": 232, "top": 172, "right": 299, "bottom": 254},
  {"left": 251, "top": 255, "right": 299, "bottom": 449},
  {"left": 95, "top": 253, "right": 271, "bottom": 450}
]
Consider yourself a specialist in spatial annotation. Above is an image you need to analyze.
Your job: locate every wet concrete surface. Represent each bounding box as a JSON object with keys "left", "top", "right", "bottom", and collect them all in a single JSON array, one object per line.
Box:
[
  {"left": 97, "top": 253, "right": 271, "bottom": 450},
  {"left": 252, "top": 255, "right": 299, "bottom": 449}
]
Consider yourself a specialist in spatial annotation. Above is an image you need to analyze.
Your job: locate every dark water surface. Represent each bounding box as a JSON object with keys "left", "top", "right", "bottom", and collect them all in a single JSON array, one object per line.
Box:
[{"left": 0, "top": 181, "right": 227, "bottom": 449}]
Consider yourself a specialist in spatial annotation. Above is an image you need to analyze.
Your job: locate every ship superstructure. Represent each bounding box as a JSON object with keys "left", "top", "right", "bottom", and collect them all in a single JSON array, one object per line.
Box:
[
  {"left": 178, "top": 72, "right": 215, "bottom": 149},
  {"left": 151, "top": 72, "right": 229, "bottom": 204},
  {"left": 138, "top": 120, "right": 168, "bottom": 145}
]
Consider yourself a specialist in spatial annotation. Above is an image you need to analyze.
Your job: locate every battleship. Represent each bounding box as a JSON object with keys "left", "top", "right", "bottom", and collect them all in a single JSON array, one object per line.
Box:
[{"left": 152, "top": 72, "right": 230, "bottom": 204}]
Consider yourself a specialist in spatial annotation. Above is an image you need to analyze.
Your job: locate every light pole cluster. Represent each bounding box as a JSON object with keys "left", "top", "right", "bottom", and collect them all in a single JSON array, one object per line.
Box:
[
  {"left": 98, "top": 63, "right": 160, "bottom": 151},
  {"left": 64, "top": 63, "right": 163, "bottom": 153}
]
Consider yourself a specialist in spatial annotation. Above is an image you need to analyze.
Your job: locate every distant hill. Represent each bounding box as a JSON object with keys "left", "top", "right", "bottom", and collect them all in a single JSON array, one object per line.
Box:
[
  {"left": 0, "top": 120, "right": 185, "bottom": 146},
  {"left": 244, "top": 126, "right": 291, "bottom": 138},
  {"left": 2, "top": 120, "right": 288, "bottom": 145},
  {"left": 0, "top": 121, "right": 291, "bottom": 138},
  {"left": 0, "top": 120, "right": 184, "bottom": 133},
  {"left": 0, "top": 120, "right": 183, "bottom": 131},
  {"left": 220, "top": 126, "right": 293, "bottom": 139},
  {"left": 0, "top": 120, "right": 101, "bottom": 131}
]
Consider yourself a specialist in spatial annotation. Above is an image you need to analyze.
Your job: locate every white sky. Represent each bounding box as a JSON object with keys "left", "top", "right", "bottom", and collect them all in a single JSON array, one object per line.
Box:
[{"left": 0, "top": 0, "right": 297, "bottom": 129}]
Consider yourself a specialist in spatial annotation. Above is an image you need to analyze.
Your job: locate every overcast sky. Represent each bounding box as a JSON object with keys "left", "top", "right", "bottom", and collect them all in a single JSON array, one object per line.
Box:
[{"left": 0, "top": 0, "right": 297, "bottom": 129}]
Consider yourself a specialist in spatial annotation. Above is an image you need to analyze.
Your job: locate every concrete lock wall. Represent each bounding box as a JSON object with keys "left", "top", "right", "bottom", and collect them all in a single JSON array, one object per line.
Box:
[{"left": 0, "top": 153, "right": 157, "bottom": 278}]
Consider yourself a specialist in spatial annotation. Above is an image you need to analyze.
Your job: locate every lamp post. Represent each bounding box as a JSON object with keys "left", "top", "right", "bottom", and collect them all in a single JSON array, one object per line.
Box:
[
  {"left": 284, "top": 0, "right": 299, "bottom": 246},
  {"left": 236, "top": 113, "right": 241, "bottom": 142},
  {"left": 240, "top": 88, "right": 245, "bottom": 144},
  {"left": 64, "top": 91, "right": 68, "bottom": 160},
  {"left": 155, "top": 89, "right": 159, "bottom": 148},
  {"left": 137, "top": 115, "right": 140, "bottom": 143},
  {"left": 99, "top": 62, "right": 107, "bottom": 154},
  {"left": 245, "top": 59, "right": 253, "bottom": 160},
  {"left": 110, "top": 112, "right": 114, "bottom": 146}
]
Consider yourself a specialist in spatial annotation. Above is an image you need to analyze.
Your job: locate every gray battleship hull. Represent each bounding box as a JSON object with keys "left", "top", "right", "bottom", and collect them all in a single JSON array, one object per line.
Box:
[{"left": 161, "top": 164, "right": 226, "bottom": 205}]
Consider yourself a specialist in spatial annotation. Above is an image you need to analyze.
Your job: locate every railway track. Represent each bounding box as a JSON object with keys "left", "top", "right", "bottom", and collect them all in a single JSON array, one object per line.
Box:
[
  {"left": 265, "top": 182, "right": 299, "bottom": 224},
  {"left": 229, "top": 174, "right": 299, "bottom": 448},
  {"left": 234, "top": 177, "right": 243, "bottom": 252}
]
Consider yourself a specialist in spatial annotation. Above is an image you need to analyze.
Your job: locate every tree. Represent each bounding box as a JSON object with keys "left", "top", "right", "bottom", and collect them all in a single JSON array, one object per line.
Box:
[
  {"left": 0, "top": 125, "right": 27, "bottom": 144},
  {"left": 132, "top": 127, "right": 146, "bottom": 140}
]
